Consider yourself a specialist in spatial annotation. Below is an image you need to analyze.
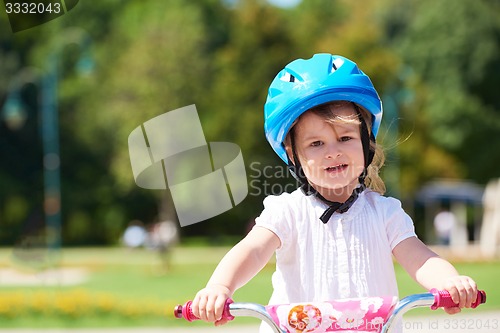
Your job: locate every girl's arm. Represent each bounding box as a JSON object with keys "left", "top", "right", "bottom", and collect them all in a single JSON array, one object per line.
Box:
[
  {"left": 393, "top": 236, "right": 478, "bottom": 314},
  {"left": 191, "top": 226, "right": 280, "bottom": 324}
]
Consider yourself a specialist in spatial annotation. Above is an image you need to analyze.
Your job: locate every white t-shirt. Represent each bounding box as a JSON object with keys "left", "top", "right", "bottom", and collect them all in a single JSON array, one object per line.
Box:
[{"left": 254, "top": 188, "right": 416, "bottom": 332}]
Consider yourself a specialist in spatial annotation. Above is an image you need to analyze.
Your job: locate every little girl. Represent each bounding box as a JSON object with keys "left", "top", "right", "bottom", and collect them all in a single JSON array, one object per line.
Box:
[{"left": 191, "top": 54, "right": 478, "bottom": 331}]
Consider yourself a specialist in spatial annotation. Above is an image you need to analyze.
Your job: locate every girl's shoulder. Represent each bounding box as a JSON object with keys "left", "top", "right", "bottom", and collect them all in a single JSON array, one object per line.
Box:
[
  {"left": 256, "top": 189, "right": 308, "bottom": 244},
  {"left": 364, "top": 191, "right": 416, "bottom": 249},
  {"left": 363, "top": 190, "right": 406, "bottom": 214}
]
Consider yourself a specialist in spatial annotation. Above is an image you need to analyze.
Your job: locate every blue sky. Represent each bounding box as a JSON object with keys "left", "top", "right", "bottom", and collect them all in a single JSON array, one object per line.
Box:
[{"left": 267, "top": 0, "right": 302, "bottom": 8}]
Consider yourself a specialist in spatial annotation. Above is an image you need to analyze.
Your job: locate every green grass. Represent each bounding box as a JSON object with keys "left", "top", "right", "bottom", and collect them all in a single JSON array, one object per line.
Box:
[
  {"left": 0, "top": 246, "right": 274, "bottom": 328},
  {"left": 0, "top": 246, "right": 498, "bottom": 328}
]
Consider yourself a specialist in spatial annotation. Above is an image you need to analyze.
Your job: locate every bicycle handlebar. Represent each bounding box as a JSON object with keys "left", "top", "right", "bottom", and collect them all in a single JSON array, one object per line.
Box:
[
  {"left": 430, "top": 288, "right": 486, "bottom": 309},
  {"left": 174, "top": 290, "right": 486, "bottom": 333},
  {"left": 174, "top": 298, "right": 235, "bottom": 322}
]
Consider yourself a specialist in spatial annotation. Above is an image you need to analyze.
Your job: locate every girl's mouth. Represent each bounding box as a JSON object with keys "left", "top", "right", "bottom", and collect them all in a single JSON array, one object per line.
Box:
[{"left": 325, "top": 164, "right": 348, "bottom": 173}]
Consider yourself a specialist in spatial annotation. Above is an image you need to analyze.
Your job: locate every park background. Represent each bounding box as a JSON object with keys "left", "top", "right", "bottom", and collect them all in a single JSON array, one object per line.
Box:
[{"left": 0, "top": 0, "right": 500, "bottom": 329}]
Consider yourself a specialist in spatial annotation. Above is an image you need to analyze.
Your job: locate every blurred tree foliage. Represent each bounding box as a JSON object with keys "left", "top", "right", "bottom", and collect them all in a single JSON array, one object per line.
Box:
[
  {"left": 383, "top": 0, "right": 500, "bottom": 187},
  {"left": 0, "top": 0, "right": 499, "bottom": 245}
]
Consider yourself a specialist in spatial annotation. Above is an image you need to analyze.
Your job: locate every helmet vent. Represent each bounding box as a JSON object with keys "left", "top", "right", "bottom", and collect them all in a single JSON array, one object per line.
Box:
[
  {"left": 331, "top": 58, "right": 345, "bottom": 73},
  {"left": 280, "top": 72, "right": 296, "bottom": 82}
]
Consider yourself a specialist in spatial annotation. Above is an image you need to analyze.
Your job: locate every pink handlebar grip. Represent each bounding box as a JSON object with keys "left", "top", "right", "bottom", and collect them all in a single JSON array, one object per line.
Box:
[
  {"left": 174, "top": 299, "right": 235, "bottom": 322},
  {"left": 430, "top": 288, "right": 486, "bottom": 310}
]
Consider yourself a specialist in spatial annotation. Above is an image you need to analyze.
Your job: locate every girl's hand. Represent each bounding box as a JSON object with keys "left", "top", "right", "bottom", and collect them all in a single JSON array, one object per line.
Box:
[
  {"left": 191, "top": 284, "right": 233, "bottom": 326},
  {"left": 442, "top": 275, "right": 478, "bottom": 314}
]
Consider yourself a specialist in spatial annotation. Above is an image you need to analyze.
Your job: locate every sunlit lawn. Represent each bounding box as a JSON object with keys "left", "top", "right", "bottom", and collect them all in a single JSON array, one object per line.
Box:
[{"left": 0, "top": 246, "right": 498, "bottom": 328}]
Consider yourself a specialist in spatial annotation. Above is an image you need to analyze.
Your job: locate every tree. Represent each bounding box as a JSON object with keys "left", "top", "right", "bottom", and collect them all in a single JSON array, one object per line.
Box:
[{"left": 393, "top": 0, "right": 500, "bottom": 184}]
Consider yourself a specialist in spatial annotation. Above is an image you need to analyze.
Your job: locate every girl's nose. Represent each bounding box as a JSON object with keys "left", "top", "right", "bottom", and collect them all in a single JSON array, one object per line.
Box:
[{"left": 325, "top": 144, "right": 341, "bottom": 159}]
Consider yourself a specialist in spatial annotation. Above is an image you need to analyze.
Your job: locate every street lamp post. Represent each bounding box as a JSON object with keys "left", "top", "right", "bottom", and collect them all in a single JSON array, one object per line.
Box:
[
  {"left": 42, "top": 52, "right": 62, "bottom": 253},
  {"left": 41, "top": 27, "right": 93, "bottom": 258}
]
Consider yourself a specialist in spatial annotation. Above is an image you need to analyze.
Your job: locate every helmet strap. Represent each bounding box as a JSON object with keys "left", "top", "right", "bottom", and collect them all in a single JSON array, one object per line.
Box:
[
  {"left": 287, "top": 128, "right": 316, "bottom": 196},
  {"left": 317, "top": 183, "right": 366, "bottom": 223},
  {"left": 355, "top": 103, "right": 375, "bottom": 184}
]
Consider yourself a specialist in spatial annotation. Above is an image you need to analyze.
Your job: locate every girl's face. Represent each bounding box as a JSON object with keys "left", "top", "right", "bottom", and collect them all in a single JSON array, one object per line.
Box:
[{"left": 288, "top": 104, "right": 365, "bottom": 202}]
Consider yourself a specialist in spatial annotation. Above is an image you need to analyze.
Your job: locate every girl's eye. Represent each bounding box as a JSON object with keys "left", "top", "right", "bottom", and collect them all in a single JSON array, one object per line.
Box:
[
  {"left": 340, "top": 136, "right": 352, "bottom": 142},
  {"left": 310, "top": 141, "right": 323, "bottom": 147}
]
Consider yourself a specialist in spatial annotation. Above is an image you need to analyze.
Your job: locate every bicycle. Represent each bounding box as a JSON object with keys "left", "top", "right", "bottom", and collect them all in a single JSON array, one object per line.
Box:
[{"left": 174, "top": 289, "right": 486, "bottom": 333}]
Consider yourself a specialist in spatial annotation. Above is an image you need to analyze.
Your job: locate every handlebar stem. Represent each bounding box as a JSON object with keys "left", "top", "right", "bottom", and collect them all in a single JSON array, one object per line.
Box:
[
  {"left": 229, "top": 303, "right": 284, "bottom": 333},
  {"left": 381, "top": 293, "right": 435, "bottom": 333}
]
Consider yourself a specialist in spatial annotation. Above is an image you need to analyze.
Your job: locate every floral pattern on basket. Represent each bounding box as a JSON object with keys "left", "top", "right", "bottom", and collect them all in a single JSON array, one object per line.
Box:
[{"left": 265, "top": 296, "right": 398, "bottom": 333}]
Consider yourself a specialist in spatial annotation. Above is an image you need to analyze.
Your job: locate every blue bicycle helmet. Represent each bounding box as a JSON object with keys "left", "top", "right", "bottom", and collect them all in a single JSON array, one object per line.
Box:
[{"left": 264, "top": 53, "right": 383, "bottom": 164}]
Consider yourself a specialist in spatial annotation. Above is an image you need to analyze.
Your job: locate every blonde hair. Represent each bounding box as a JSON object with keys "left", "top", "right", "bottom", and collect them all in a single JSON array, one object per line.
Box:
[{"left": 284, "top": 101, "right": 386, "bottom": 195}]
